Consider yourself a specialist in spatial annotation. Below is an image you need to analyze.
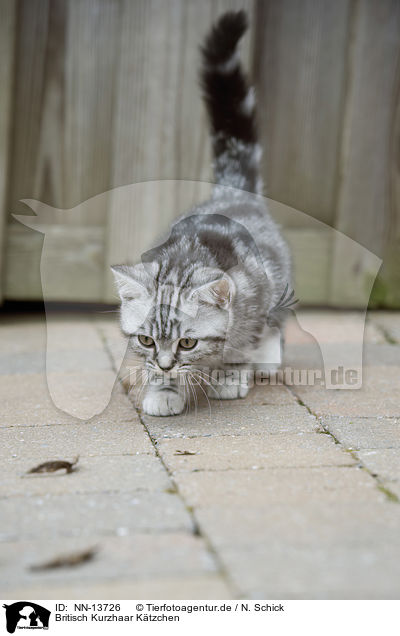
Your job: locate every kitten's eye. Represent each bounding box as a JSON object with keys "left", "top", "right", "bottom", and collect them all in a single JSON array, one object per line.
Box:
[
  {"left": 138, "top": 335, "right": 155, "bottom": 347},
  {"left": 179, "top": 338, "right": 198, "bottom": 350}
]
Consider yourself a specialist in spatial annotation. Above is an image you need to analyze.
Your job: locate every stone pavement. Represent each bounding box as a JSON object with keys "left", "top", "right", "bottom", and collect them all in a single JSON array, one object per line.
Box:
[{"left": 0, "top": 309, "right": 399, "bottom": 599}]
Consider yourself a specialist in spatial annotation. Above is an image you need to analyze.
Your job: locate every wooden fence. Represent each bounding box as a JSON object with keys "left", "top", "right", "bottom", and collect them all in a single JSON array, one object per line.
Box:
[{"left": 1, "top": 0, "right": 399, "bottom": 307}]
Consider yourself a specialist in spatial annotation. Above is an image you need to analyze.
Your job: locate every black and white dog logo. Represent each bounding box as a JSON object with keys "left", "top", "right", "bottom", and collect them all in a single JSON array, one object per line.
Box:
[{"left": 2, "top": 602, "right": 50, "bottom": 633}]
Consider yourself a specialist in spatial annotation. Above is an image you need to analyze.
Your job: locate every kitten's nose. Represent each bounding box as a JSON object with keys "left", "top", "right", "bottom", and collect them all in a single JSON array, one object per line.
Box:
[
  {"left": 158, "top": 362, "right": 174, "bottom": 371},
  {"left": 157, "top": 353, "right": 175, "bottom": 371}
]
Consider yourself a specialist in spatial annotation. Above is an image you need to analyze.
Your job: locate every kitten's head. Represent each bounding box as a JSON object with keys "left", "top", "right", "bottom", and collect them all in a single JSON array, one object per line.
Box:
[{"left": 111, "top": 262, "right": 234, "bottom": 374}]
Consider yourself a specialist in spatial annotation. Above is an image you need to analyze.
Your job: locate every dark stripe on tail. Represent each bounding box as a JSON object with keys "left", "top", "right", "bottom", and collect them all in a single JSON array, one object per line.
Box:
[{"left": 200, "top": 10, "right": 261, "bottom": 193}]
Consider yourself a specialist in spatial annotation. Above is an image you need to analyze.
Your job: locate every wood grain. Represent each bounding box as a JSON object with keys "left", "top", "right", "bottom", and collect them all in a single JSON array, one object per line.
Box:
[
  {"left": 3, "top": 0, "right": 400, "bottom": 307},
  {"left": 104, "top": 0, "right": 255, "bottom": 300},
  {"left": 0, "top": 0, "right": 16, "bottom": 301},
  {"left": 331, "top": 0, "right": 400, "bottom": 306},
  {"left": 254, "top": 0, "right": 351, "bottom": 226}
]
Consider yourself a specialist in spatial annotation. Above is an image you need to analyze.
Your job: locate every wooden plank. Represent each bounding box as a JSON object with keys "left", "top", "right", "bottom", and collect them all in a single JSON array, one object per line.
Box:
[
  {"left": 5, "top": 224, "right": 104, "bottom": 301},
  {"left": 5, "top": 0, "right": 120, "bottom": 301},
  {"left": 285, "top": 228, "right": 332, "bottom": 306},
  {"left": 270, "top": 201, "right": 381, "bottom": 308},
  {"left": 63, "top": 0, "right": 120, "bottom": 214},
  {"left": 0, "top": 0, "right": 16, "bottom": 303},
  {"left": 4, "top": 219, "right": 362, "bottom": 308},
  {"left": 267, "top": 198, "right": 332, "bottom": 304},
  {"left": 7, "top": 0, "right": 120, "bottom": 213},
  {"left": 6, "top": 0, "right": 258, "bottom": 302},
  {"left": 371, "top": 55, "right": 400, "bottom": 308},
  {"left": 254, "top": 0, "right": 351, "bottom": 227},
  {"left": 104, "top": 0, "right": 256, "bottom": 300},
  {"left": 6, "top": 0, "right": 50, "bottom": 215},
  {"left": 4, "top": 0, "right": 51, "bottom": 301},
  {"left": 331, "top": 0, "right": 400, "bottom": 306}
]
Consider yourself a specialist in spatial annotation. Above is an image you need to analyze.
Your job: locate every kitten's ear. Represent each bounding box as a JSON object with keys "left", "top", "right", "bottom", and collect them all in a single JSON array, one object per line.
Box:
[
  {"left": 191, "top": 274, "right": 235, "bottom": 309},
  {"left": 111, "top": 264, "right": 155, "bottom": 301}
]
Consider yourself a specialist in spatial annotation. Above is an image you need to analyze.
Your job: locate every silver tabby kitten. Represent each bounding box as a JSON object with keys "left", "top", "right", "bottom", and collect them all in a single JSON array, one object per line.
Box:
[{"left": 112, "top": 11, "right": 291, "bottom": 416}]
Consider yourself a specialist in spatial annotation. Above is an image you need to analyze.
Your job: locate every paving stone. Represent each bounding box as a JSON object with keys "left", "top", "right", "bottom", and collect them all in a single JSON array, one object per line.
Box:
[
  {"left": 0, "top": 314, "right": 107, "bottom": 359},
  {"left": 356, "top": 449, "right": 400, "bottom": 500},
  {"left": 117, "top": 356, "right": 145, "bottom": 395},
  {"left": 364, "top": 321, "right": 388, "bottom": 344},
  {"left": 0, "top": 492, "right": 193, "bottom": 541},
  {"left": 45, "top": 370, "right": 121, "bottom": 420},
  {"left": 294, "top": 366, "right": 400, "bottom": 417},
  {"left": 195, "top": 500, "right": 400, "bottom": 549},
  {"left": 0, "top": 318, "right": 121, "bottom": 420},
  {"left": 285, "top": 314, "right": 318, "bottom": 345},
  {"left": 2, "top": 310, "right": 400, "bottom": 600},
  {"left": 242, "top": 384, "right": 296, "bottom": 406},
  {"left": 0, "top": 316, "right": 46, "bottom": 354},
  {"left": 0, "top": 349, "right": 112, "bottom": 375},
  {"left": 322, "top": 417, "right": 400, "bottom": 450},
  {"left": 0, "top": 350, "right": 46, "bottom": 375},
  {"left": 283, "top": 341, "right": 400, "bottom": 380},
  {"left": 287, "top": 342, "right": 362, "bottom": 372},
  {"left": 218, "top": 542, "right": 400, "bottom": 599},
  {"left": 4, "top": 574, "right": 233, "bottom": 600},
  {"left": 0, "top": 532, "right": 217, "bottom": 587},
  {"left": 385, "top": 481, "right": 400, "bottom": 499},
  {"left": 94, "top": 316, "right": 129, "bottom": 370},
  {"left": 0, "top": 372, "right": 120, "bottom": 427},
  {"left": 90, "top": 387, "right": 142, "bottom": 425},
  {"left": 357, "top": 448, "right": 400, "bottom": 480},
  {"left": 41, "top": 317, "right": 106, "bottom": 351},
  {"left": 284, "top": 316, "right": 393, "bottom": 395},
  {"left": 287, "top": 311, "right": 377, "bottom": 348},
  {"left": 0, "top": 374, "right": 136, "bottom": 428},
  {"left": 0, "top": 417, "right": 152, "bottom": 461},
  {"left": 368, "top": 311, "right": 400, "bottom": 343},
  {"left": 283, "top": 342, "right": 323, "bottom": 370},
  {"left": 292, "top": 310, "right": 377, "bottom": 344},
  {"left": 94, "top": 316, "right": 123, "bottom": 339},
  {"left": 363, "top": 343, "right": 400, "bottom": 366},
  {"left": 195, "top": 500, "right": 400, "bottom": 598},
  {"left": 192, "top": 382, "right": 296, "bottom": 408},
  {"left": 0, "top": 455, "right": 168, "bottom": 497},
  {"left": 157, "top": 433, "right": 355, "bottom": 473},
  {"left": 173, "top": 465, "right": 382, "bottom": 508},
  {"left": 0, "top": 373, "right": 73, "bottom": 427},
  {"left": 142, "top": 403, "right": 319, "bottom": 440}
]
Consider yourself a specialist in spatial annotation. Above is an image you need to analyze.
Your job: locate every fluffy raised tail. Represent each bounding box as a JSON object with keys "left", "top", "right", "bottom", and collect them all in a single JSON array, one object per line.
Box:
[{"left": 200, "top": 10, "right": 262, "bottom": 195}]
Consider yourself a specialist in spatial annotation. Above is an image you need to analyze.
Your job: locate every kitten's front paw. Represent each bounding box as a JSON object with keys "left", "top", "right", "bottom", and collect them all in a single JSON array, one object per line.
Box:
[
  {"left": 142, "top": 389, "right": 185, "bottom": 416},
  {"left": 206, "top": 382, "right": 249, "bottom": 400}
]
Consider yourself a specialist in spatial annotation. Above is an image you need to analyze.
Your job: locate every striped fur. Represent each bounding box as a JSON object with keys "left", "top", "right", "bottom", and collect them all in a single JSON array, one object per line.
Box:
[{"left": 200, "top": 10, "right": 262, "bottom": 194}]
